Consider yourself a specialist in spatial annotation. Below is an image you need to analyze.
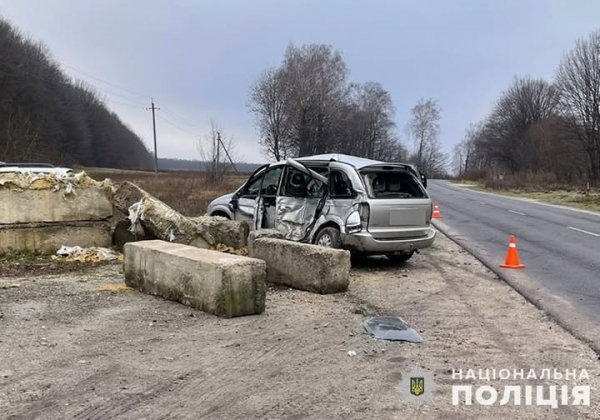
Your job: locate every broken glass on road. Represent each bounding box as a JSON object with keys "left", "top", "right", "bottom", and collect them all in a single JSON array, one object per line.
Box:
[{"left": 363, "top": 316, "right": 424, "bottom": 343}]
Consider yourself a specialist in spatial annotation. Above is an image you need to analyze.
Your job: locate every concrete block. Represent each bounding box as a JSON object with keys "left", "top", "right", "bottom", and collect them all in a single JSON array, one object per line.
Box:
[
  {"left": 0, "top": 187, "right": 112, "bottom": 224},
  {"left": 124, "top": 240, "right": 266, "bottom": 318},
  {"left": 247, "top": 229, "right": 283, "bottom": 255},
  {"left": 0, "top": 221, "right": 112, "bottom": 252},
  {"left": 190, "top": 216, "right": 250, "bottom": 248},
  {"left": 112, "top": 219, "right": 155, "bottom": 252},
  {"left": 250, "top": 238, "right": 350, "bottom": 294},
  {"left": 113, "top": 182, "right": 213, "bottom": 248}
]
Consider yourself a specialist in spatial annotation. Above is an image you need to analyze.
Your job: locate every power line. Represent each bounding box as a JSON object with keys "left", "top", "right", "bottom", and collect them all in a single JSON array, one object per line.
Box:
[
  {"left": 0, "top": 63, "right": 148, "bottom": 108},
  {"left": 160, "top": 106, "right": 200, "bottom": 130},
  {"left": 157, "top": 114, "right": 199, "bottom": 136},
  {"left": 60, "top": 62, "right": 149, "bottom": 99}
]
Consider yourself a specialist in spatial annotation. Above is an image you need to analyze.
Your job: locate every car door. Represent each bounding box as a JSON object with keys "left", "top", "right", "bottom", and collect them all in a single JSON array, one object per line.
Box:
[
  {"left": 231, "top": 164, "right": 268, "bottom": 224},
  {"left": 255, "top": 165, "right": 284, "bottom": 229},
  {"left": 275, "top": 159, "right": 328, "bottom": 241}
]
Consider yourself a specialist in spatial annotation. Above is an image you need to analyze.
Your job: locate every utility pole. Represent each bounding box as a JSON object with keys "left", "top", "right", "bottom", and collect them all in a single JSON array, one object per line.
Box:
[
  {"left": 216, "top": 132, "right": 221, "bottom": 175},
  {"left": 147, "top": 98, "right": 160, "bottom": 175},
  {"left": 217, "top": 132, "right": 239, "bottom": 173}
]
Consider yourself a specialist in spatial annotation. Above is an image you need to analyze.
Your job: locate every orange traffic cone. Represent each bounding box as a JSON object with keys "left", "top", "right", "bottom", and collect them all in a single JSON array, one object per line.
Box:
[
  {"left": 432, "top": 201, "right": 442, "bottom": 219},
  {"left": 500, "top": 235, "right": 525, "bottom": 269}
]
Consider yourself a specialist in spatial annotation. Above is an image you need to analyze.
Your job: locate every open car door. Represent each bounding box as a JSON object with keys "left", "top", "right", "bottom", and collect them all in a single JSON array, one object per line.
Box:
[
  {"left": 230, "top": 164, "right": 269, "bottom": 227},
  {"left": 275, "top": 159, "right": 329, "bottom": 241}
]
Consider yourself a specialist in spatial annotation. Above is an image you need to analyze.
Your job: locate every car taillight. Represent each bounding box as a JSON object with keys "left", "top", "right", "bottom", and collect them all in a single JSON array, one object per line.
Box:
[{"left": 358, "top": 202, "right": 370, "bottom": 230}]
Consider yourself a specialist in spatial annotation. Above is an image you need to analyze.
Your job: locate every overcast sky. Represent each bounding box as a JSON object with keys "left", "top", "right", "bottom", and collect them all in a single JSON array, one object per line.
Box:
[{"left": 1, "top": 0, "right": 599, "bottom": 163}]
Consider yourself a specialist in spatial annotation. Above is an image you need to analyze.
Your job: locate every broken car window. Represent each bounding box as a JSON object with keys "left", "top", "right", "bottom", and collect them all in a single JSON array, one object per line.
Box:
[
  {"left": 281, "top": 168, "right": 325, "bottom": 199},
  {"left": 360, "top": 170, "right": 425, "bottom": 199},
  {"left": 243, "top": 172, "right": 265, "bottom": 197},
  {"left": 260, "top": 166, "right": 283, "bottom": 196},
  {"left": 330, "top": 170, "right": 354, "bottom": 198}
]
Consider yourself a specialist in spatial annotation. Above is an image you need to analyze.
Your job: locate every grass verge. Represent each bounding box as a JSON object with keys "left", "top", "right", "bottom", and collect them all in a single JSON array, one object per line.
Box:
[{"left": 452, "top": 181, "right": 600, "bottom": 213}]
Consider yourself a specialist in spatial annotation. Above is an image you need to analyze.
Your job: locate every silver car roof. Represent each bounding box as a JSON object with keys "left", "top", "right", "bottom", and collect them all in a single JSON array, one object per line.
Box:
[{"left": 293, "top": 154, "right": 383, "bottom": 169}]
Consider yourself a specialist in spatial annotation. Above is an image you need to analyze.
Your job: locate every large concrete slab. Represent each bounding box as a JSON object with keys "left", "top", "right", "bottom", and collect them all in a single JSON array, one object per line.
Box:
[
  {"left": 0, "top": 221, "right": 112, "bottom": 252},
  {"left": 250, "top": 238, "right": 350, "bottom": 294},
  {"left": 190, "top": 216, "right": 250, "bottom": 249},
  {"left": 124, "top": 240, "right": 266, "bottom": 318},
  {"left": 0, "top": 188, "right": 112, "bottom": 224},
  {"left": 247, "top": 228, "right": 283, "bottom": 256}
]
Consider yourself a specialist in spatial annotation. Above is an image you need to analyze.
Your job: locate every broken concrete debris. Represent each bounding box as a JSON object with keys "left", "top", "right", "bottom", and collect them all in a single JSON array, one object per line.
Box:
[
  {"left": 189, "top": 216, "right": 249, "bottom": 248},
  {"left": 0, "top": 172, "right": 113, "bottom": 251},
  {"left": 124, "top": 240, "right": 266, "bottom": 318},
  {"left": 112, "top": 182, "right": 251, "bottom": 254},
  {"left": 114, "top": 182, "right": 215, "bottom": 248},
  {"left": 363, "top": 316, "right": 424, "bottom": 343},
  {"left": 249, "top": 237, "right": 351, "bottom": 294},
  {"left": 112, "top": 219, "right": 154, "bottom": 252},
  {"left": 53, "top": 246, "right": 121, "bottom": 263}
]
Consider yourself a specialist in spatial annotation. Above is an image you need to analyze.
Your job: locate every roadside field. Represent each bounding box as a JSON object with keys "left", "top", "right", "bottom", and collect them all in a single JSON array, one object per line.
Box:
[{"left": 86, "top": 169, "right": 248, "bottom": 216}]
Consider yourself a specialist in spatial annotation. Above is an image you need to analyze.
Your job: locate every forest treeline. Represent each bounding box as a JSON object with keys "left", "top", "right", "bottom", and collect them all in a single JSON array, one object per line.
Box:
[
  {"left": 0, "top": 17, "right": 153, "bottom": 169},
  {"left": 453, "top": 29, "right": 600, "bottom": 186}
]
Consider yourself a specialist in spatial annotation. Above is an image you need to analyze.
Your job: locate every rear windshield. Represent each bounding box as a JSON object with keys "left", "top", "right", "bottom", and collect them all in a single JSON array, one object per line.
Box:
[{"left": 360, "top": 170, "right": 425, "bottom": 199}]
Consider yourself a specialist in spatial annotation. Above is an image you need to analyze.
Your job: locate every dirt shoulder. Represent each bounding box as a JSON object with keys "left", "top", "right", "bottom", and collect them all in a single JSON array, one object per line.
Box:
[{"left": 1, "top": 233, "right": 599, "bottom": 419}]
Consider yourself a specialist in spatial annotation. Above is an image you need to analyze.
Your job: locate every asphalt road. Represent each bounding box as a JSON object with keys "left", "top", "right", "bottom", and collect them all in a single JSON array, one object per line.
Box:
[{"left": 428, "top": 180, "right": 600, "bottom": 351}]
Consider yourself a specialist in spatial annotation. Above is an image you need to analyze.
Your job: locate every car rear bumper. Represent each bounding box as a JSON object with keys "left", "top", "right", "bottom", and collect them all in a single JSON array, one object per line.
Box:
[{"left": 342, "top": 227, "right": 436, "bottom": 254}]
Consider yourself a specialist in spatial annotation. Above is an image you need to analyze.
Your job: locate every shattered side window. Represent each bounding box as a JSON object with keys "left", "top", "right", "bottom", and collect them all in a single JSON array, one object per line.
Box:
[
  {"left": 243, "top": 173, "right": 264, "bottom": 197},
  {"left": 360, "top": 171, "right": 425, "bottom": 199},
  {"left": 260, "top": 166, "right": 283, "bottom": 196},
  {"left": 281, "top": 168, "right": 325, "bottom": 199},
  {"left": 330, "top": 170, "right": 354, "bottom": 198}
]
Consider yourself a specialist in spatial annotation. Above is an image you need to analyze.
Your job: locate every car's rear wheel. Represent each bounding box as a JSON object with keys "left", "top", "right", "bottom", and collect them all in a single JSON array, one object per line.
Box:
[
  {"left": 386, "top": 250, "right": 414, "bottom": 263},
  {"left": 314, "top": 227, "right": 342, "bottom": 249}
]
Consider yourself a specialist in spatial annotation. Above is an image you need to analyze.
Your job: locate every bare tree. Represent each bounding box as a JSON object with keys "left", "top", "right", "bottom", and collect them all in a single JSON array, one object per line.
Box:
[
  {"left": 408, "top": 98, "right": 444, "bottom": 174},
  {"left": 197, "top": 120, "right": 237, "bottom": 182},
  {"left": 248, "top": 43, "right": 410, "bottom": 162},
  {"left": 556, "top": 30, "right": 600, "bottom": 182},
  {"left": 249, "top": 68, "right": 293, "bottom": 161}
]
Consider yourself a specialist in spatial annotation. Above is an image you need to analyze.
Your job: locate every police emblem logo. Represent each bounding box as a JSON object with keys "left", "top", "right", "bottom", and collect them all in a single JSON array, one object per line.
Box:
[
  {"left": 410, "top": 377, "right": 425, "bottom": 396},
  {"left": 399, "top": 367, "right": 435, "bottom": 408}
]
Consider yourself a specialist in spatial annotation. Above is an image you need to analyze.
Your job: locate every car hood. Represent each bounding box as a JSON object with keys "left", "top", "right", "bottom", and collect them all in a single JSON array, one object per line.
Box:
[{"left": 208, "top": 192, "right": 234, "bottom": 209}]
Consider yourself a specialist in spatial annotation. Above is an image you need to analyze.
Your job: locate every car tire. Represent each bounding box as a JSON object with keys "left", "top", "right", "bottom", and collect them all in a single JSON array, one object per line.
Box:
[
  {"left": 211, "top": 211, "right": 231, "bottom": 220},
  {"left": 386, "top": 251, "right": 414, "bottom": 263},
  {"left": 314, "top": 227, "right": 342, "bottom": 249}
]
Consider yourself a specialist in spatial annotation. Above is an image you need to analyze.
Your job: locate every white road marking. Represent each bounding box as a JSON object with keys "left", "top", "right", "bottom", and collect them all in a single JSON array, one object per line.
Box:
[
  {"left": 567, "top": 226, "right": 600, "bottom": 237},
  {"left": 508, "top": 210, "right": 526, "bottom": 216},
  {"left": 477, "top": 201, "right": 487, "bottom": 205}
]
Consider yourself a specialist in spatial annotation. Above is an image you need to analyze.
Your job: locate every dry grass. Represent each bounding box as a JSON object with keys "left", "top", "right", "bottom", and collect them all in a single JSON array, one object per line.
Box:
[
  {"left": 87, "top": 169, "right": 247, "bottom": 216},
  {"left": 455, "top": 170, "right": 600, "bottom": 212},
  {"left": 95, "top": 284, "right": 132, "bottom": 292}
]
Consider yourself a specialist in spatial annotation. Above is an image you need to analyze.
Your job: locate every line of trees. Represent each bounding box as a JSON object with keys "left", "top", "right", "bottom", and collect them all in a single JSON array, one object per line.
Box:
[
  {"left": 249, "top": 43, "right": 447, "bottom": 175},
  {"left": 453, "top": 29, "right": 600, "bottom": 185},
  {"left": 0, "top": 17, "right": 153, "bottom": 169}
]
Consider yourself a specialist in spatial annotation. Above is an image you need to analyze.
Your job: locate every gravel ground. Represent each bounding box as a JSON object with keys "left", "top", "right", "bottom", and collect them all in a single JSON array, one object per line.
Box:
[{"left": 1, "top": 233, "right": 599, "bottom": 419}]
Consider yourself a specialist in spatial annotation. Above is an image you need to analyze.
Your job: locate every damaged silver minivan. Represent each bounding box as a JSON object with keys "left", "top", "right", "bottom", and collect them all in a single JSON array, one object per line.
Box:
[{"left": 206, "top": 154, "right": 436, "bottom": 262}]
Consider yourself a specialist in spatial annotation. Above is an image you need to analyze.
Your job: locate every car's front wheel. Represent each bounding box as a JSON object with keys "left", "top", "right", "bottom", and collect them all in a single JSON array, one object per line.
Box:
[
  {"left": 386, "top": 251, "right": 414, "bottom": 263},
  {"left": 314, "top": 227, "right": 342, "bottom": 249}
]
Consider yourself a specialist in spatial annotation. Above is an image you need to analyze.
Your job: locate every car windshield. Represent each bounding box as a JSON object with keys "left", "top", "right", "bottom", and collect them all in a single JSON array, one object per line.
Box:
[{"left": 360, "top": 170, "right": 425, "bottom": 199}]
